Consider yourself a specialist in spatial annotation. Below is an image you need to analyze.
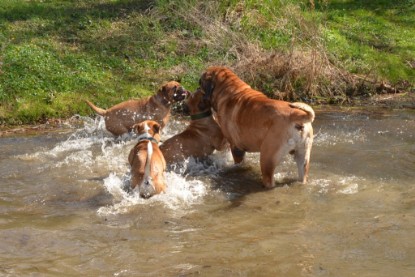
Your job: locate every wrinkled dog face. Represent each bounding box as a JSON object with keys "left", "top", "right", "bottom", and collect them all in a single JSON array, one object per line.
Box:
[
  {"left": 161, "top": 81, "right": 188, "bottom": 103},
  {"left": 184, "top": 88, "right": 211, "bottom": 115}
]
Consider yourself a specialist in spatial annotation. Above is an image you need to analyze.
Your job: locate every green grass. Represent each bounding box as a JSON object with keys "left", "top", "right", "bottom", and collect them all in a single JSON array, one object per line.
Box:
[
  {"left": 0, "top": 0, "right": 414, "bottom": 124},
  {"left": 320, "top": 0, "right": 415, "bottom": 82}
]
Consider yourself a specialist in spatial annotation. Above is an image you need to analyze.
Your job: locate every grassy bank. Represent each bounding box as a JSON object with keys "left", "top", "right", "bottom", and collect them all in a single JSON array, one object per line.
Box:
[{"left": 0, "top": 0, "right": 414, "bottom": 124}]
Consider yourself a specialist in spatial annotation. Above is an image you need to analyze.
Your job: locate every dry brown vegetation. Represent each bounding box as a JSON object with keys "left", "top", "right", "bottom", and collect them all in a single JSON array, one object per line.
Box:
[{"left": 168, "top": 1, "right": 406, "bottom": 105}]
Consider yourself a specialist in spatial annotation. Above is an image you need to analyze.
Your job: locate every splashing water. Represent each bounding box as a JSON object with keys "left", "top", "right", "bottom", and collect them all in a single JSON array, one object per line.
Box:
[
  {"left": 3, "top": 108, "right": 415, "bottom": 277},
  {"left": 21, "top": 115, "right": 235, "bottom": 215},
  {"left": 13, "top": 111, "right": 378, "bottom": 216},
  {"left": 97, "top": 150, "right": 235, "bottom": 215}
]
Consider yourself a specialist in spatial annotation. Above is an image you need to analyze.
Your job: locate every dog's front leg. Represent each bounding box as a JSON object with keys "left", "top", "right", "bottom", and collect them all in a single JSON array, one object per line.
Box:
[{"left": 231, "top": 146, "right": 245, "bottom": 164}]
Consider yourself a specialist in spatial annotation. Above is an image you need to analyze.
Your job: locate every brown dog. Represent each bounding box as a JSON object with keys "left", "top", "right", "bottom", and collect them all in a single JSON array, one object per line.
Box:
[
  {"left": 86, "top": 81, "right": 188, "bottom": 136},
  {"left": 128, "top": 120, "right": 166, "bottom": 198},
  {"left": 160, "top": 89, "right": 227, "bottom": 164},
  {"left": 199, "top": 66, "right": 315, "bottom": 188}
]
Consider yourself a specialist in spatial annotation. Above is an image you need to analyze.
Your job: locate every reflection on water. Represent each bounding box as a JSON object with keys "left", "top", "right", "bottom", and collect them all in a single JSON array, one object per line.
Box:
[{"left": 0, "top": 108, "right": 414, "bottom": 276}]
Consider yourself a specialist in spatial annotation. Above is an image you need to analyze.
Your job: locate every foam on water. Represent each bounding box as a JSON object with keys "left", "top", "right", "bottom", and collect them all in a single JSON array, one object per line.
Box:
[
  {"left": 313, "top": 127, "right": 367, "bottom": 146},
  {"left": 16, "top": 114, "right": 367, "bottom": 216},
  {"left": 55, "top": 150, "right": 94, "bottom": 168},
  {"left": 96, "top": 170, "right": 208, "bottom": 215},
  {"left": 16, "top": 116, "right": 112, "bottom": 161},
  {"left": 26, "top": 116, "right": 232, "bottom": 215},
  {"left": 96, "top": 150, "right": 234, "bottom": 215},
  {"left": 309, "top": 175, "right": 362, "bottom": 195},
  {"left": 16, "top": 116, "right": 136, "bottom": 179}
]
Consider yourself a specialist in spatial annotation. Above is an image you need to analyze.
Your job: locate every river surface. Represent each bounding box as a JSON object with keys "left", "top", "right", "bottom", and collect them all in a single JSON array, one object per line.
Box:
[{"left": 0, "top": 107, "right": 414, "bottom": 276}]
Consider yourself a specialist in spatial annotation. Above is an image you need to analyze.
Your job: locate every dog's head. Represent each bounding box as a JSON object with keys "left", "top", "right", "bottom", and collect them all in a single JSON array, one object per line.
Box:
[
  {"left": 199, "top": 66, "right": 231, "bottom": 101},
  {"left": 159, "top": 81, "right": 188, "bottom": 104},
  {"left": 132, "top": 120, "right": 161, "bottom": 142},
  {"left": 199, "top": 68, "right": 216, "bottom": 102},
  {"left": 183, "top": 88, "right": 211, "bottom": 116},
  {"left": 199, "top": 66, "right": 251, "bottom": 103}
]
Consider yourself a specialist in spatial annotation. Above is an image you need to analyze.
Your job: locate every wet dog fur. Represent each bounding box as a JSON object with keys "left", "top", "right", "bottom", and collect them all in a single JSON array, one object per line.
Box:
[
  {"left": 86, "top": 81, "right": 188, "bottom": 136},
  {"left": 160, "top": 89, "right": 227, "bottom": 165},
  {"left": 199, "top": 66, "right": 315, "bottom": 188},
  {"left": 128, "top": 120, "right": 166, "bottom": 198}
]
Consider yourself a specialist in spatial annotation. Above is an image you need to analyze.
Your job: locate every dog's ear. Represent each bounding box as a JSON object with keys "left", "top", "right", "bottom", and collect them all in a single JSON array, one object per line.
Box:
[
  {"left": 159, "top": 82, "right": 171, "bottom": 96},
  {"left": 152, "top": 123, "right": 161, "bottom": 134},
  {"left": 131, "top": 122, "right": 143, "bottom": 134},
  {"left": 200, "top": 73, "right": 214, "bottom": 101},
  {"left": 161, "top": 84, "right": 168, "bottom": 97}
]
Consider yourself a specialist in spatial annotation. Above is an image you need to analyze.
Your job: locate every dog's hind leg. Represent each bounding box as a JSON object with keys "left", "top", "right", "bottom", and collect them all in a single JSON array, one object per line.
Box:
[
  {"left": 260, "top": 147, "right": 288, "bottom": 189},
  {"left": 260, "top": 135, "right": 290, "bottom": 189},
  {"left": 294, "top": 124, "right": 313, "bottom": 184}
]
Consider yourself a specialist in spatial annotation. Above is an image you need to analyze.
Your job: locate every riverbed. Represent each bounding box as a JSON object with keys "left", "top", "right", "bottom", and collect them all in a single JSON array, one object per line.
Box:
[{"left": 0, "top": 107, "right": 414, "bottom": 276}]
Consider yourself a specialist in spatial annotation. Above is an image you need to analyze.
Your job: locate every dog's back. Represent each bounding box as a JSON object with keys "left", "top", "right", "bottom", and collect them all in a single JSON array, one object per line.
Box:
[
  {"left": 128, "top": 120, "right": 166, "bottom": 198},
  {"left": 160, "top": 89, "right": 227, "bottom": 164},
  {"left": 200, "top": 66, "right": 315, "bottom": 186},
  {"left": 85, "top": 81, "right": 188, "bottom": 136}
]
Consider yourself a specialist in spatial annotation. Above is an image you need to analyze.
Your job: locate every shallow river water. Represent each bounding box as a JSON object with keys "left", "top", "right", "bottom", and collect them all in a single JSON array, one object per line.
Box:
[{"left": 0, "top": 107, "right": 414, "bottom": 276}]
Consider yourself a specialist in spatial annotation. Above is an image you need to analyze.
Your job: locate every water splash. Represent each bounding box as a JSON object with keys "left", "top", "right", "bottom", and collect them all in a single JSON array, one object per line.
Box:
[
  {"left": 96, "top": 168, "right": 209, "bottom": 215},
  {"left": 33, "top": 117, "right": 227, "bottom": 215},
  {"left": 96, "top": 149, "right": 234, "bottom": 215},
  {"left": 16, "top": 115, "right": 114, "bottom": 161}
]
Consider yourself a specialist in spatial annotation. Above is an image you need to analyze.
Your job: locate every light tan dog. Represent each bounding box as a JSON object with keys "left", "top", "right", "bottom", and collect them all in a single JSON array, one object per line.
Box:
[
  {"left": 199, "top": 66, "right": 315, "bottom": 188},
  {"left": 128, "top": 120, "right": 166, "bottom": 198},
  {"left": 160, "top": 89, "right": 227, "bottom": 164},
  {"left": 86, "top": 81, "right": 188, "bottom": 136}
]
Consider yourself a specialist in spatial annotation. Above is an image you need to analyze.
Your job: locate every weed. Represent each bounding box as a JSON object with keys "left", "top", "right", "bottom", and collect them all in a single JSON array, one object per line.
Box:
[{"left": 0, "top": 0, "right": 413, "bottom": 124}]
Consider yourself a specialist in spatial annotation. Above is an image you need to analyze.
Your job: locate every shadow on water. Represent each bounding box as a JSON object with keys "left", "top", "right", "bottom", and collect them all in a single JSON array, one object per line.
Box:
[
  {"left": 43, "top": 188, "right": 114, "bottom": 213},
  {"left": 208, "top": 163, "right": 299, "bottom": 210}
]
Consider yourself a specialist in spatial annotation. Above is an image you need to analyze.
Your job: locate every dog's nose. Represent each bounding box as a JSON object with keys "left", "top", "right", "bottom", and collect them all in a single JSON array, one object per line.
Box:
[{"left": 174, "top": 88, "right": 188, "bottom": 100}]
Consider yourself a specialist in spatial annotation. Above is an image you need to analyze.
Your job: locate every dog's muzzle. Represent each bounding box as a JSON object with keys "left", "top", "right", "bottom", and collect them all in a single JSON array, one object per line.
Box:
[{"left": 173, "top": 87, "right": 189, "bottom": 102}]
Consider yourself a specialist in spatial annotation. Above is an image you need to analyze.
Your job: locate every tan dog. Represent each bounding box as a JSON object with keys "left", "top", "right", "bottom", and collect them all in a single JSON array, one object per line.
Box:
[
  {"left": 160, "top": 89, "right": 227, "bottom": 164},
  {"left": 199, "top": 66, "right": 315, "bottom": 188},
  {"left": 128, "top": 120, "right": 166, "bottom": 198},
  {"left": 86, "top": 81, "right": 188, "bottom": 136}
]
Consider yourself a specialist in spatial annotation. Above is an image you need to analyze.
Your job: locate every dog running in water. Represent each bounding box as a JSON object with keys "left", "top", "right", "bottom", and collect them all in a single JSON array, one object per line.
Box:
[{"left": 128, "top": 120, "right": 166, "bottom": 198}]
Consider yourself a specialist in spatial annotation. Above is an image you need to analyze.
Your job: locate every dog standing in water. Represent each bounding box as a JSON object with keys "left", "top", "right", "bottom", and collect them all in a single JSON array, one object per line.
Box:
[
  {"left": 199, "top": 66, "right": 315, "bottom": 187},
  {"left": 160, "top": 88, "right": 227, "bottom": 164},
  {"left": 86, "top": 81, "right": 188, "bottom": 136},
  {"left": 128, "top": 120, "right": 166, "bottom": 198}
]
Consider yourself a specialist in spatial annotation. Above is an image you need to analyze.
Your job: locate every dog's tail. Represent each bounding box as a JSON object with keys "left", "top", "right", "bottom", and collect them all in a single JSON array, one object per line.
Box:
[
  {"left": 85, "top": 100, "right": 107, "bottom": 116},
  {"left": 289, "top": 102, "right": 315, "bottom": 123},
  {"left": 144, "top": 141, "right": 153, "bottom": 182}
]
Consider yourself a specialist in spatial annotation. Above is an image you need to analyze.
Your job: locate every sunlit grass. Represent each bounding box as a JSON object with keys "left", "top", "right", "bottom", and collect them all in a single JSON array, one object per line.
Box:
[{"left": 0, "top": 0, "right": 413, "bottom": 124}]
